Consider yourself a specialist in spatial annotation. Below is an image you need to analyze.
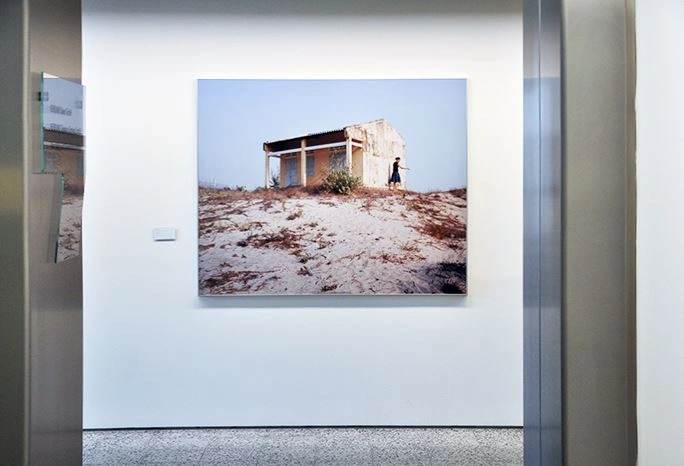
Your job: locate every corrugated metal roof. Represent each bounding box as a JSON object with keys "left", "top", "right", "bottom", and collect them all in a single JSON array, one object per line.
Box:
[
  {"left": 263, "top": 119, "right": 387, "bottom": 145},
  {"left": 264, "top": 127, "right": 345, "bottom": 146}
]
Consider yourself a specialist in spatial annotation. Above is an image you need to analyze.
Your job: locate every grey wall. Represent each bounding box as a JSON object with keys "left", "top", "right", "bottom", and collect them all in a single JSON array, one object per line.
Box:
[
  {"left": 28, "top": 1, "right": 83, "bottom": 464},
  {"left": 562, "top": 0, "right": 637, "bottom": 464},
  {"left": 0, "top": 0, "right": 83, "bottom": 464},
  {"left": 0, "top": 0, "right": 29, "bottom": 464}
]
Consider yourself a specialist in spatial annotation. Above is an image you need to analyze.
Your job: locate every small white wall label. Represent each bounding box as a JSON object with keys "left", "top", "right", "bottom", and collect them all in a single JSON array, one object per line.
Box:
[{"left": 152, "top": 227, "right": 177, "bottom": 242}]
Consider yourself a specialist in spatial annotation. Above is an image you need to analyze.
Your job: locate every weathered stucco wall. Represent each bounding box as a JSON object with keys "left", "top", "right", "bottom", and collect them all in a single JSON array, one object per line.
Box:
[
  {"left": 309, "top": 151, "right": 329, "bottom": 185},
  {"left": 352, "top": 147, "right": 363, "bottom": 180},
  {"left": 346, "top": 119, "right": 406, "bottom": 189}
]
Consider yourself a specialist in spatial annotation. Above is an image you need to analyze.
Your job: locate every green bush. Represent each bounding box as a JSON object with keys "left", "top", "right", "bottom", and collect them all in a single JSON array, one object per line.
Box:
[
  {"left": 269, "top": 170, "right": 280, "bottom": 189},
  {"left": 322, "top": 170, "right": 362, "bottom": 195}
]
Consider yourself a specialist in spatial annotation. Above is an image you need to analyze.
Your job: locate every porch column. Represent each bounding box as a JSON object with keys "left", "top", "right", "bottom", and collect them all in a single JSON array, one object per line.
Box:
[
  {"left": 264, "top": 150, "right": 270, "bottom": 189},
  {"left": 346, "top": 138, "right": 352, "bottom": 174},
  {"left": 300, "top": 139, "right": 307, "bottom": 187}
]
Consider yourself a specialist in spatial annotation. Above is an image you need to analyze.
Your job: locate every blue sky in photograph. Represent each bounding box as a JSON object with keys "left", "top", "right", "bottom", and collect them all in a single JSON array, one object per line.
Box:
[{"left": 198, "top": 79, "right": 467, "bottom": 192}]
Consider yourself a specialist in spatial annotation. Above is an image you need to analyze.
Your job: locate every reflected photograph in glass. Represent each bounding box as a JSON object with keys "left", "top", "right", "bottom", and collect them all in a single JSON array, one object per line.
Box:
[{"left": 41, "top": 73, "right": 84, "bottom": 262}]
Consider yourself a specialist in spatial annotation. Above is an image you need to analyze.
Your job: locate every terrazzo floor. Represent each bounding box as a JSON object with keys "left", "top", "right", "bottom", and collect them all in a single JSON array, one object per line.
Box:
[{"left": 83, "top": 427, "right": 523, "bottom": 466}]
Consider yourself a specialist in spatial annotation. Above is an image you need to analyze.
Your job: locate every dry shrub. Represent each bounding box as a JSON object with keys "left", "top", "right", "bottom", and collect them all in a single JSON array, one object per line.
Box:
[
  {"left": 259, "top": 200, "right": 275, "bottom": 211},
  {"left": 417, "top": 221, "right": 466, "bottom": 241},
  {"left": 201, "top": 270, "right": 259, "bottom": 292},
  {"left": 363, "top": 198, "right": 375, "bottom": 213},
  {"left": 199, "top": 214, "right": 224, "bottom": 224},
  {"left": 297, "top": 253, "right": 313, "bottom": 263},
  {"left": 199, "top": 185, "right": 423, "bottom": 202},
  {"left": 200, "top": 186, "right": 304, "bottom": 202},
  {"left": 297, "top": 266, "right": 312, "bottom": 276},
  {"left": 406, "top": 200, "right": 442, "bottom": 218},
  {"left": 286, "top": 209, "right": 304, "bottom": 221},
  {"left": 404, "top": 191, "right": 467, "bottom": 247},
  {"left": 400, "top": 242, "right": 420, "bottom": 253},
  {"left": 238, "top": 221, "right": 266, "bottom": 232},
  {"left": 301, "top": 184, "right": 328, "bottom": 195},
  {"left": 449, "top": 188, "right": 467, "bottom": 200},
  {"left": 353, "top": 187, "right": 415, "bottom": 198},
  {"left": 201, "top": 269, "right": 280, "bottom": 294},
  {"left": 239, "top": 228, "right": 303, "bottom": 251},
  {"left": 376, "top": 252, "right": 406, "bottom": 264},
  {"left": 317, "top": 200, "right": 338, "bottom": 207},
  {"left": 340, "top": 251, "right": 364, "bottom": 261},
  {"left": 321, "top": 283, "right": 339, "bottom": 292}
]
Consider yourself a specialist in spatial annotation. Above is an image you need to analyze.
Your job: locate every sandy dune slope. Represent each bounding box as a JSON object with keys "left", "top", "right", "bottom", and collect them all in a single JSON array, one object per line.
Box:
[
  {"left": 57, "top": 192, "right": 82, "bottom": 262},
  {"left": 198, "top": 188, "right": 467, "bottom": 295}
]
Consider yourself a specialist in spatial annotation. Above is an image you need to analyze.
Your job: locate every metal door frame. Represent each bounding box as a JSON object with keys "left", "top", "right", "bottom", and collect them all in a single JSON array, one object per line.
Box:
[{"left": 523, "top": 0, "right": 637, "bottom": 464}]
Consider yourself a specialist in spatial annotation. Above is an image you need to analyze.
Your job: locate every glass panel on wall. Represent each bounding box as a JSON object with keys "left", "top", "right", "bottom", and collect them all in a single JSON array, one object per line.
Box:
[{"left": 40, "top": 73, "right": 85, "bottom": 262}]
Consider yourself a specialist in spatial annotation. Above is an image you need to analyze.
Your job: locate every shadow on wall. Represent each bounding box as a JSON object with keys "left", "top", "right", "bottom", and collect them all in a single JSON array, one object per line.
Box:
[
  {"left": 86, "top": 0, "right": 520, "bottom": 17},
  {"left": 197, "top": 294, "right": 468, "bottom": 309}
]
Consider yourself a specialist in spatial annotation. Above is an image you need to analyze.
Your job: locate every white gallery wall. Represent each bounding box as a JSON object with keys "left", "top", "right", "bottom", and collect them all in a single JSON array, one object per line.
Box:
[
  {"left": 636, "top": 1, "right": 684, "bottom": 464},
  {"left": 82, "top": 0, "right": 523, "bottom": 428}
]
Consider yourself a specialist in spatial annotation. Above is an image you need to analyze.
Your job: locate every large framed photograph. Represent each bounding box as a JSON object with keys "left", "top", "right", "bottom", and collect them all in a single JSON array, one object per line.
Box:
[{"left": 198, "top": 79, "right": 467, "bottom": 295}]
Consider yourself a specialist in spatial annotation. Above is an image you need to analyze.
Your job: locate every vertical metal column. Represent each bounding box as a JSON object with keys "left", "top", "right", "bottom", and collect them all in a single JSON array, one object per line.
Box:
[
  {"left": 524, "top": 0, "right": 637, "bottom": 464},
  {"left": 523, "top": 0, "right": 543, "bottom": 462},
  {"left": 0, "top": 0, "right": 30, "bottom": 464},
  {"left": 523, "top": 0, "right": 562, "bottom": 464},
  {"left": 27, "top": 4, "right": 83, "bottom": 464},
  {"left": 562, "top": 0, "right": 637, "bottom": 464}
]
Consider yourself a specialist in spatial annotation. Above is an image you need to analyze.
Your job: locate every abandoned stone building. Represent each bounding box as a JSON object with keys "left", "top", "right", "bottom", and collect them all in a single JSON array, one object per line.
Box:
[{"left": 263, "top": 119, "right": 406, "bottom": 189}]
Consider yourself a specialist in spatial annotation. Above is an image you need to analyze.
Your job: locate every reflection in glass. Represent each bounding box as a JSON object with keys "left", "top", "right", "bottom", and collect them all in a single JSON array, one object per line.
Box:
[{"left": 41, "top": 73, "right": 84, "bottom": 262}]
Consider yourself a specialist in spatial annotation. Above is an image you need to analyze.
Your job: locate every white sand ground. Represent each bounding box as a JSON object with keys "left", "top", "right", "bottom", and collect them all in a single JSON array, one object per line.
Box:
[
  {"left": 199, "top": 189, "right": 467, "bottom": 295},
  {"left": 57, "top": 192, "right": 82, "bottom": 262}
]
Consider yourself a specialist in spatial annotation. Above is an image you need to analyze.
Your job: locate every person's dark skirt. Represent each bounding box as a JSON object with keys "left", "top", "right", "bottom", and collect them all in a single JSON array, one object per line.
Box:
[{"left": 389, "top": 172, "right": 401, "bottom": 183}]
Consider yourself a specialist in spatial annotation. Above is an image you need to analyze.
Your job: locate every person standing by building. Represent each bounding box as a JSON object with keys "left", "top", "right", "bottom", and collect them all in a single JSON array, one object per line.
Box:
[{"left": 389, "top": 157, "right": 409, "bottom": 190}]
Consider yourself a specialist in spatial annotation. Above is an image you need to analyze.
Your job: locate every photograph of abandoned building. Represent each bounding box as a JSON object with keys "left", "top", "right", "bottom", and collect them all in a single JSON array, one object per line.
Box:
[
  {"left": 198, "top": 79, "right": 467, "bottom": 296},
  {"left": 43, "top": 130, "right": 84, "bottom": 262},
  {"left": 265, "top": 119, "right": 405, "bottom": 190}
]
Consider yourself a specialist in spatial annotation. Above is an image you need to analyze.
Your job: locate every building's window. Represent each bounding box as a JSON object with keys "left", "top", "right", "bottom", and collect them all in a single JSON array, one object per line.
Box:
[
  {"left": 329, "top": 147, "right": 346, "bottom": 171},
  {"left": 306, "top": 155, "right": 315, "bottom": 177}
]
